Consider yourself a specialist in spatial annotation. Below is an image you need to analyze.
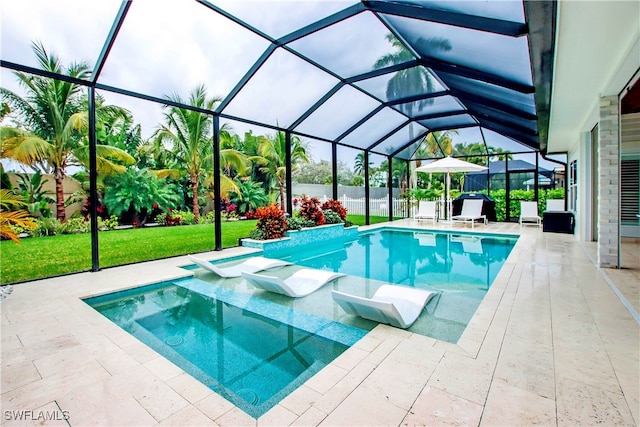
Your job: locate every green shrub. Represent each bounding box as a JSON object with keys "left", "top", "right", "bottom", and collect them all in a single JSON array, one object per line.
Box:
[
  {"left": 249, "top": 228, "right": 265, "bottom": 240},
  {"left": 9, "top": 222, "right": 38, "bottom": 236},
  {"left": 287, "top": 216, "right": 315, "bottom": 231},
  {"left": 58, "top": 217, "right": 89, "bottom": 234},
  {"left": 200, "top": 211, "right": 216, "bottom": 224},
  {"left": 323, "top": 209, "right": 343, "bottom": 224},
  {"left": 34, "top": 218, "right": 61, "bottom": 237},
  {"left": 97, "top": 215, "right": 120, "bottom": 231},
  {"left": 173, "top": 209, "right": 195, "bottom": 225}
]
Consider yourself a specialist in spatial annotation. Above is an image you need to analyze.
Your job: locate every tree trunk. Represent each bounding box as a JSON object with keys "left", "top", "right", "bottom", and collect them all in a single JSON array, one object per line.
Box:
[
  {"left": 54, "top": 167, "right": 66, "bottom": 222},
  {"left": 191, "top": 175, "right": 200, "bottom": 223},
  {"left": 279, "top": 180, "right": 286, "bottom": 212}
]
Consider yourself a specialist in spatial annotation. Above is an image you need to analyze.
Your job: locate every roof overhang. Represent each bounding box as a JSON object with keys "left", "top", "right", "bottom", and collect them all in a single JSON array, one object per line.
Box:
[{"left": 547, "top": 0, "right": 640, "bottom": 154}]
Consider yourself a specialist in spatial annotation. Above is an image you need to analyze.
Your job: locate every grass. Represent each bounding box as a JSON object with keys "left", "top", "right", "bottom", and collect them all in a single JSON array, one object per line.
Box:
[
  {"left": 348, "top": 214, "right": 402, "bottom": 225},
  {"left": 0, "top": 220, "right": 257, "bottom": 284},
  {"left": 1, "top": 215, "right": 405, "bottom": 284}
]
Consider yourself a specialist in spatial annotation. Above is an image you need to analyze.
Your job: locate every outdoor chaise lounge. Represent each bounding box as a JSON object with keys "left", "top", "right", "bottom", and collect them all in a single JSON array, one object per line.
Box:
[
  {"left": 242, "top": 269, "right": 344, "bottom": 297},
  {"left": 332, "top": 285, "right": 438, "bottom": 329},
  {"left": 519, "top": 201, "right": 542, "bottom": 227},
  {"left": 187, "top": 255, "right": 291, "bottom": 278},
  {"left": 414, "top": 200, "right": 438, "bottom": 224},
  {"left": 451, "top": 199, "right": 487, "bottom": 229}
]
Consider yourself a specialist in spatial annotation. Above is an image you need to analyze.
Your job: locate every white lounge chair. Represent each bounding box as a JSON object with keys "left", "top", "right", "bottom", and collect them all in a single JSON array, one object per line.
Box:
[
  {"left": 187, "top": 255, "right": 291, "bottom": 278},
  {"left": 332, "top": 285, "right": 438, "bottom": 329},
  {"left": 414, "top": 200, "right": 437, "bottom": 224},
  {"left": 451, "top": 199, "right": 486, "bottom": 229},
  {"left": 242, "top": 269, "right": 344, "bottom": 297},
  {"left": 519, "top": 201, "right": 542, "bottom": 227},
  {"left": 546, "top": 199, "right": 565, "bottom": 211}
]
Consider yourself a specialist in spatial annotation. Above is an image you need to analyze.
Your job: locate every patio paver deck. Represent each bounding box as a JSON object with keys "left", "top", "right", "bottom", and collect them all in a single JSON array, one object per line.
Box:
[{"left": 1, "top": 222, "right": 638, "bottom": 426}]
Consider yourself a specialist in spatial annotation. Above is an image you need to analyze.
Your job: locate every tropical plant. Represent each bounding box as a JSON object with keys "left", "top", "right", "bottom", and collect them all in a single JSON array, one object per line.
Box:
[
  {"left": 322, "top": 209, "right": 343, "bottom": 224},
  {"left": 353, "top": 152, "right": 372, "bottom": 177},
  {"left": 0, "top": 189, "right": 37, "bottom": 243},
  {"left": 154, "top": 85, "right": 249, "bottom": 222},
  {"left": 374, "top": 33, "right": 451, "bottom": 121},
  {"left": 14, "top": 171, "right": 54, "bottom": 218},
  {"left": 286, "top": 215, "right": 315, "bottom": 231},
  {"left": 0, "top": 42, "right": 135, "bottom": 221},
  {"left": 251, "top": 130, "right": 309, "bottom": 212},
  {"left": 321, "top": 199, "right": 348, "bottom": 221},
  {"left": 228, "top": 179, "right": 269, "bottom": 215},
  {"left": 298, "top": 196, "right": 325, "bottom": 226},
  {"left": 153, "top": 84, "right": 219, "bottom": 223},
  {"left": 252, "top": 203, "right": 288, "bottom": 240},
  {"left": 103, "top": 168, "right": 181, "bottom": 225}
]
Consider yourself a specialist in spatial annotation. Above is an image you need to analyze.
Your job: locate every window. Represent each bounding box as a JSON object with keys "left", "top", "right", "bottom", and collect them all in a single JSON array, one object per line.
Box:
[{"left": 569, "top": 159, "right": 578, "bottom": 211}]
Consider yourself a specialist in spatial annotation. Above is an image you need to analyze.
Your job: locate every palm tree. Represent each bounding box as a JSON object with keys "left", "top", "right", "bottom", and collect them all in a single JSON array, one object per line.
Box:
[
  {"left": 0, "top": 42, "right": 134, "bottom": 221},
  {"left": 374, "top": 34, "right": 451, "bottom": 189},
  {"left": 353, "top": 152, "right": 372, "bottom": 176},
  {"left": 154, "top": 85, "right": 248, "bottom": 222},
  {"left": 251, "top": 130, "right": 309, "bottom": 212},
  {"left": 154, "top": 85, "right": 218, "bottom": 223},
  {"left": 374, "top": 34, "right": 451, "bottom": 116},
  {"left": 0, "top": 189, "right": 37, "bottom": 243}
]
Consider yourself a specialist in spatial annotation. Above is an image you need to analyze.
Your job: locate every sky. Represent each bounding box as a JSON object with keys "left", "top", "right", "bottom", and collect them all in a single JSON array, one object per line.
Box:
[{"left": 0, "top": 0, "right": 563, "bottom": 172}]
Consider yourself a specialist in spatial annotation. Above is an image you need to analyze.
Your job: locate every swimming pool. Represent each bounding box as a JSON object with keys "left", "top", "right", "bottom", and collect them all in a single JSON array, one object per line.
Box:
[
  {"left": 85, "top": 279, "right": 366, "bottom": 418},
  {"left": 262, "top": 227, "right": 517, "bottom": 341},
  {"left": 85, "top": 226, "right": 516, "bottom": 418}
]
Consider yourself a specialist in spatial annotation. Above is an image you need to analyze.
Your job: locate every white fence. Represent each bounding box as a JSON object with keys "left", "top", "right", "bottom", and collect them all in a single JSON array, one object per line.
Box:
[{"left": 335, "top": 195, "right": 409, "bottom": 217}]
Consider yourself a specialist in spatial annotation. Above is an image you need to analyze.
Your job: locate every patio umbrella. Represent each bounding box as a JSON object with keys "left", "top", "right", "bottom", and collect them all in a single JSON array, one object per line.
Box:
[{"left": 415, "top": 156, "right": 488, "bottom": 220}]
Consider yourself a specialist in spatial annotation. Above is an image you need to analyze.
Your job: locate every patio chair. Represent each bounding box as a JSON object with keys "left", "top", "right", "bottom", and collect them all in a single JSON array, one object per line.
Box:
[
  {"left": 451, "top": 199, "right": 487, "bottom": 229},
  {"left": 187, "top": 255, "right": 291, "bottom": 278},
  {"left": 414, "top": 200, "right": 437, "bottom": 224},
  {"left": 546, "top": 199, "right": 565, "bottom": 211},
  {"left": 519, "top": 201, "right": 542, "bottom": 227},
  {"left": 332, "top": 285, "right": 438, "bottom": 329},
  {"left": 242, "top": 269, "right": 344, "bottom": 297}
]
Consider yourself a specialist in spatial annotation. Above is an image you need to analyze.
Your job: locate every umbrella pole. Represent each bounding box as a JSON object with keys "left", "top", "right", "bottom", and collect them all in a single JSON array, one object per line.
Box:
[{"left": 446, "top": 172, "right": 452, "bottom": 220}]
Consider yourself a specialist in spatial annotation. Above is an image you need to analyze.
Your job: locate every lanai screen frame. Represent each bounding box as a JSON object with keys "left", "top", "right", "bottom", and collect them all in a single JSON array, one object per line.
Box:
[{"left": 0, "top": 0, "right": 559, "bottom": 273}]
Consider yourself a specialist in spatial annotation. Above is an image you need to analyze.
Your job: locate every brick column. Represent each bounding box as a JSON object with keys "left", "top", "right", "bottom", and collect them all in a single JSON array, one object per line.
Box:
[{"left": 597, "top": 96, "right": 619, "bottom": 268}]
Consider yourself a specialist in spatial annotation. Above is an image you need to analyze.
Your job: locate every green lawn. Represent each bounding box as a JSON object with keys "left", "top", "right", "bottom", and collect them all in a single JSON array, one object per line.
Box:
[
  {"left": 0, "top": 220, "right": 257, "bottom": 284},
  {"left": 1, "top": 215, "right": 405, "bottom": 284},
  {"left": 347, "top": 214, "right": 403, "bottom": 225}
]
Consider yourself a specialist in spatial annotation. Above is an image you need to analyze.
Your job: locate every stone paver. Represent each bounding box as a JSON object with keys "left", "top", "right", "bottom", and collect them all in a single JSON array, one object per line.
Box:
[{"left": 1, "top": 223, "right": 637, "bottom": 426}]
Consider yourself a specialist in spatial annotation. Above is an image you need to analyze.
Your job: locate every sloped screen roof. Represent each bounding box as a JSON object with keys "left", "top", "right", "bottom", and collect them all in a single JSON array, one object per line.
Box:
[{"left": 1, "top": 0, "right": 554, "bottom": 159}]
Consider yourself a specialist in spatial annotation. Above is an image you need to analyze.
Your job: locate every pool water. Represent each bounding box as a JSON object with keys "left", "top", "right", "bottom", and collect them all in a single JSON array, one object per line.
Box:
[
  {"left": 265, "top": 227, "right": 517, "bottom": 341},
  {"left": 85, "top": 280, "right": 366, "bottom": 418},
  {"left": 85, "top": 227, "right": 517, "bottom": 418},
  {"left": 288, "top": 228, "right": 516, "bottom": 290}
]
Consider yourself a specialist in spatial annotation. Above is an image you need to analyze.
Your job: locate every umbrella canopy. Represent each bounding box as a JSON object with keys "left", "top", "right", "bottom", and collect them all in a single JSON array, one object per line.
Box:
[
  {"left": 415, "top": 156, "right": 487, "bottom": 220},
  {"left": 415, "top": 156, "right": 488, "bottom": 173}
]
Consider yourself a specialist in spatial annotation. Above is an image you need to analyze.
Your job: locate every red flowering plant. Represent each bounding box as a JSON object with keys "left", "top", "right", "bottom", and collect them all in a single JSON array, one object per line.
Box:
[
  {"left": 161, "top": 208, "right": 183, "bottom": 226},
  {"left": 321, "top": 199, "right": 347, "bottom": 221},
  {"left": 252, "top": 204, "right": 288, "bottom": 240},
  {"left": 299, "top": 196, "right": 325, "bottom": 226}
]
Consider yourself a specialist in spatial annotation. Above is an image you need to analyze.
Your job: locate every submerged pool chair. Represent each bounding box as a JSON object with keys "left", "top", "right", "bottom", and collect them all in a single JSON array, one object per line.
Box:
[
  {"left": 187, "top": 255, "right": 291, "bottom": 278},
  {"left": 451, "top": 199, "right": 487, "bottom": 229},
  {"left": 414, "top": 200, "right": 438, "bottom": 224},
  {"left": 242, "top": 269, "right": 344, "bottom": 297},
  {"left": 519, "top": 201, "right": 542, "bottom": 227},
  {"left": 332, "top": 285, "right": 438, "bottom": 329}
]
